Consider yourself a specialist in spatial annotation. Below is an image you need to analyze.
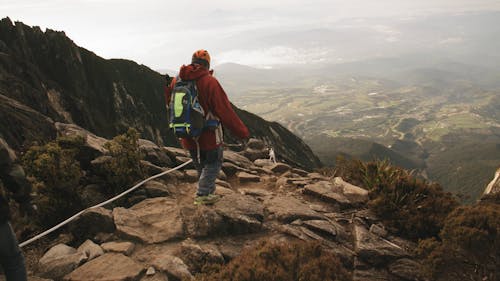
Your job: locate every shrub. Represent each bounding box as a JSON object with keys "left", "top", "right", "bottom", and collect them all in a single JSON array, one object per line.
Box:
[
  {"left": 22, "top": 136, "right": 84, "bottom": 227},
  {"left": 334, "top": 158, "right": 458, "bottom": 240},
  {"left": 196, "top": 240, "right": 351, "bottom": 281},
  {"left": 100, "top": 128, "right": 144, "bottom": 195},
  {"left": 418, "top": 198, "right": 500, "bottom": 280}
]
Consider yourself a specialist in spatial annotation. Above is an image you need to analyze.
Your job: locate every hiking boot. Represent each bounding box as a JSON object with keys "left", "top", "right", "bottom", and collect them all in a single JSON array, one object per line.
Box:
[{"left": 194, "top": 194, "right": 221, "bottom": 205}]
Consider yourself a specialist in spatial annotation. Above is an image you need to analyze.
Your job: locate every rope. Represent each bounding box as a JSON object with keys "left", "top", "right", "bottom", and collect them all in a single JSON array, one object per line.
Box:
[{"left": 19, "top": 159, "right": 193, "bottom": 248}]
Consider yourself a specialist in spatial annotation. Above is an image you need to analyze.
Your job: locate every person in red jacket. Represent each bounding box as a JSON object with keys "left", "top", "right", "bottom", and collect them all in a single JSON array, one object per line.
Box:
[{"left": 165, "top": 49, "right": 249, "bottom": 205}]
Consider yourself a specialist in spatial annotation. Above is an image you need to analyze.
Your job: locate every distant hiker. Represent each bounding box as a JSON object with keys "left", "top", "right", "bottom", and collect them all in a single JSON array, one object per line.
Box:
[
  {"left": 165, "top": 49, "right": 249, "bottom": 205},
  {"left": 269, "top": 147, "right": 276, "bottom": 164},
  {"left": 0, "top": 138, "right": 29, "bottom": 281}
]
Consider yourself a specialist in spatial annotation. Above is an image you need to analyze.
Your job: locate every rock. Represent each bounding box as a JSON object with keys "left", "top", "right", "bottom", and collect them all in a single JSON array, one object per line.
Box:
[
  {"left": 146, "top": 266, "right": 156, "bottom": 276},
  {"left": 215, "top": 179, "right": 232, "bottom": 189},
  {"left": 163, "top": 146, "right": 189, "bottom": 159},
  {"left": 370, "top": 223, "right": 388, "bottom": 238},
  {"left": 275, "top": 177, "right": 290, "bottom": 189},
  {"left": 151, "top": 254, "right": 193, "bottom": 281},
  {"left": 353, "top": 268, "right": 392, "bottom": 281},
  {"left": 223, "top": 150, "right": 254, "bottom": 169},
  {"left": 38, "top": 244, "right": 87, "bottom": 280},
  {"left": 181, "top": 206, "right": 224, "bottom": 238},
  {"left": 141, "top": 160, "right": 167, "bottom": 176},
  {"left": 71, "top": 207, "right": 115, "bottom": 240},
  {"left": 55, "top": 122, "right": 107, "bottom": 168},
  {"left": 254, "top": 159, "right": 273, "bottom": 167},
  {"left": 175, "top": 156, "right": 194, "bottom": 169},
  {"left": 237, "top": 172, "right": 260, "bottom": 183},
  {"left": 388, "top": 258, "right": 425, "bottom": 281},
  {"left": 217, "top": 169, "right": 227, "bottom": 180},
  {"left": 101, "top": 241, "right": 135, "bottom": 256},
  {"left": 332, "top": 177, "right": 369, "bottom": 204},
  {"left": 293, "top": 219, "right": 349, "bottom": 242},
  {"left": 269, "top": 163, "right": 291, "bottom": 174},
  {"left": 90, "top": 156, "right": 113, "bottom": 176},
  {"left": 113, "top": 197, "right": 184, "bottom": 243},
  {"left": 221, "top": 162, "right": 239, "bottom": 176},
  {"left": 304, "top": 181, "right": 364, "bottom": 209},
  {"left": 141, "top": 273, "right": 169, "bottom": 281},
  {"left": 354, "top": 224, "right": 408, "bottom": 266},
  {"left": 291, "top": 168, "right": 309, "bottom": 177},
  {"left": 177, "top": 242, "right": 224, "bottom": 273},
  {"left": 63, "top": 253, "right": 144, "bottom": 281},
  {"left": 215, "top": 194, "right": 265, "bottom": 234},
  {"left": 184, "top": 170, "right": 199, "bottom": 182},
  {"left": 239, "top": 188, "right": 273, "bottom": 198},
  {"left": 265, "top": 196, "right": 324, "bottom": 223},
  {"left": 0, "top": 137, "right": 17, "bottom": 167},
  {"left": 144, "top": 180, "right": 173, "bottom": 197},
  {"left": 215, "top": 185, "right": 234, "bottom": 196},
  {"left": 79, "top": 184, "right": 107, "bottom": 207},
  {"left": 246, "top": 138, "right": 266, "bottom": 150},
  {"left": 242, "top": 148, "right": 268, "bottom": 161},
  {"left": 139, "top": 139, "right": 173, "bottom": 167},
  {"left": 77, "top": 240, "right": 104, "bottom": 261},
  {"left": 307, "top": 172, "right": 329, "bottom": 181}
]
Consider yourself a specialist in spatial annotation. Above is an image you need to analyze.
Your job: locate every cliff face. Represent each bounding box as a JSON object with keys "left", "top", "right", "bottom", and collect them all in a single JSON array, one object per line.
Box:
[{"left": 0, "top": 18, "right": 321, "bottom": 169}]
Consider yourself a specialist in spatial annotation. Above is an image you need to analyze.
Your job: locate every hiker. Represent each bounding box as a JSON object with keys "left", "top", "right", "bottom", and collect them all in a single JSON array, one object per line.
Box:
[
  {"left": 165, "top": 49, "right": 249, "bottom": 205},
  {"left": 269, "top": 147, "right": 276, "bottom": 164},
  {"left": 0, "top": 139, "right": 29, "bottom": 281}
]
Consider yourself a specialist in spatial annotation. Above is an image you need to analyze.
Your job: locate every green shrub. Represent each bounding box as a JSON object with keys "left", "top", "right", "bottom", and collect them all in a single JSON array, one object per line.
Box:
[
  {"left": 418, "top": 198, "right": 500, "bottom": 280},
  {"left": 334, "top": 158, "right": 458, "bottom": 240},
  {"left": 196, "top": 240, "right": 351, "bottom": 281},
  {"left": 100, "top": 128, "right": 144, "bottom": 195},
  {"left": 22, "top": 136, "right": 84, "bottom": 227}
]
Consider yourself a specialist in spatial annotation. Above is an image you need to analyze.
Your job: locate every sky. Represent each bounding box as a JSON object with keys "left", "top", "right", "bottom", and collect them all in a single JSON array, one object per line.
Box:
[{"left": 2, "top": 0, "right": 500, "bottom": 71}]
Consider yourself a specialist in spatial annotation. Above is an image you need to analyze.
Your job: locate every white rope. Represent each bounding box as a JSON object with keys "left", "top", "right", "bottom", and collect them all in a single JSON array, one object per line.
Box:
[{"left": 19, "top": 159, "right": 193, "bottom": 248}]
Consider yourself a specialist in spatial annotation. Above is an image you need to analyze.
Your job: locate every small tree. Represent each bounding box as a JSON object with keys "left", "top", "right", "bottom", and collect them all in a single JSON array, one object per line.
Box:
[
  {"left": 22, "top": 136, "right": 84, "bottom": 227},
  {"left": 100, "top": 128, "right": 144, "bottom": 195}
]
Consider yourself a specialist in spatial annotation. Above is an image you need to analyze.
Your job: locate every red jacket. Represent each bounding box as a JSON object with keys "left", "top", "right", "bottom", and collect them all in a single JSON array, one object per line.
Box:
[{"left": 165, "top": 64, "right": 249, "bottom": 150}]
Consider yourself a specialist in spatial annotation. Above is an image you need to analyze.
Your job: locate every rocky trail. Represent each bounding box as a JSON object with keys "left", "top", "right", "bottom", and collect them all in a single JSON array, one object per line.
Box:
[{"left": 9, "top": 132, "right": 424, "bottom": 281}]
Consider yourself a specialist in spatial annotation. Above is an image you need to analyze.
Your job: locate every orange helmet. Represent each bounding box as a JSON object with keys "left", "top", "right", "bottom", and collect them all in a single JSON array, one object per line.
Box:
[{"left": 191, "top": 49, "right": 211, "bottom": 68}]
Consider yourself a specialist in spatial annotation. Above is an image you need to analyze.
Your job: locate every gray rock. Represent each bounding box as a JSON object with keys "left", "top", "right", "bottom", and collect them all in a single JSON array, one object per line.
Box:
[
  {"left": 175, "top": 156, "right": 195, "bottom": 169},
  {"left": 215, "top": 185, "right": 235, "bottom": 196},
  {"left": 388, "top": 258, "right": 425, "bottom": 281},
  {"left": 370, "top": 223, "right": 388, "bottom": 238},
  {"left": 215, "top": 179, "right": 232, "bottom": 189},
  {"left": 239, "top": 188, "right": 273, "bottom": 198},
  {"left": 291, "top": 168, "right": 309, "bottom": 177},
  {"left": 254, "top": 159, "right": 273, "bottom": 167},
  {"left": 113, "top": 198, "right": 184, "bottom": 244},
  {"left": 38, "top": 244, "right": 87, "bottom": 280},
  {"left": 79, "top": 184, "right": 107, "bottom": 207},
  {"left": 333, "top": 177, "right": 369, "bottom": 204},
  {"left": 221, "top": 162, "right": 239, "bottom": 176},
  {"left": 90, "top": 156, "right": 113, "bottom": 176},
  {"left": 237, "top": 172, "right": 260, "bottom": 183},
  {"left": 63, "top": 253, "right": 144, "bottom": 281},
  {"left": 151, "top": 254, "right": 193, "bottom": 281},
  {"left": 304, "top": 181, "right": 366, "bottom": 209},
  {"left": 242, "top": 148, "right": 268, "bottom": 161},
  {"left": 307, "top": 172, "right": 329, "bottom": 181},
  {"left": 0, "top": 137, "right": 16, "bottom": 167},
  {"left": 162, "top": 146, "right": 189, "bottom": 158},
  {"left": 77, "top": 240, "right": 104, "bottom": 261},
  {"left": 353, "top": 268, "right": 392, "bottom": 281},
  {"left": 223, "top": 150, "right": 254, "bottom": 169},
  {"left": 101, "top": 241, "right": 135, "bottom": 256},
  {"left": 265, "top": 196, "right": 324, "bottom": 223},
  {"left": 217, "top": 169, "right": 227, "bottom": 180},
  {"left": 294, "top": 219, "right": 349, "bottom": 242},
  {"left": 184, "top": 170, "right": 199, "bottom": 182},
  {"left": 215, "top": 194, "right": 265, "bottom": 234},
  {"left": 354, "top": 224, "right": 408, "bottom": 266}
]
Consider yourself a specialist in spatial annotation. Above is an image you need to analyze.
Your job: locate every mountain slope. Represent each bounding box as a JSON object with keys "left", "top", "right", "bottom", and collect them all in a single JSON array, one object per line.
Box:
[{"left": 0, "top": 17, "right": 321, "bottom": 169}]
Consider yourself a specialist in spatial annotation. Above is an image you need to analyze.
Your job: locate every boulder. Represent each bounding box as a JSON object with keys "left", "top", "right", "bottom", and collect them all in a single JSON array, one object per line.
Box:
[
  {"left": 143, "top": 180, "right": 174, "bottom": 198},
  {"left": 38, "top": 244, "right": 87, "bottom": 280},
  {"left": 388, "top": 258, "right": 425, "bottom": 281},
  {"left": 101, "top": 241, "right": 135, "bottom": 256},
  {"left": 215, "top": 179, "right": 232, "bottom": 189},
  {"left": 221, "top": 162, "right": 239, "bottom": 176},
  {"left": 223, "top": 150, "right": 254, "bottom": 169},
  {"left": 353, "top": 268, "right": 392, "bottom": 281},
  {"left": 239, "top": 188, "right": 273, "bottom": 198},
  {"left": 292, "top": 219, "right": 349, "bottom": 242},
  {"left": 254, "top": 159, "right": 273, "bottom": 167},
  {"left": 304, "top": 181, "right": 366, "bottom": 209},
  {"left": 264, "top": 196, "right": 324, "bottom": 223},
  {"left": 139, "top": 139, "right": 173, "bottom": 167},
  {"left": 215, "top": 194, "right": 265, "bottom": 234},
  {"left": 175, "top": 156, "right": 194, "bottom": 169},
  {"left": 291, "top": 168, "right": 309, "bottom": 177},
  {"left": 215, "top": 185, "right": 235, "bottom": 196},
  {"left": 0, "top": 137, "right": 16, "bottom": 167},
  {"left": 151, "top": 253, "right": 193, "bottom": 281},
  {"left": 177, "top": 242, "right": 224, "bottom": 273},
  {"left": 241, "top": 148, "right": 268, "bottom": 161},
  {"left": 63, "top": 253, "right": 144, "bottom": 281},
  {"left": 237, "top": 172, "right": 260, "bottom": 183},
  {"left": 354, "top": 224, "right": 408, "bottom": 266},
  {"left": 113, "top": 197, "right": 184, "bottom": 244},
  {"left": 269, "top": 163, "right": 291, "bottom": 174},
  {"left": 163, "top": 146, "right": 189, "bottom": 159},
  {"left": 71, "top": 207, "right": 115, "bottom": 239},
  {"left": 77, "top": 240, "right": 104, "bottom": 261},
  {"left": 181, "top": 206, "right": 224, "bottom": 238},
  {"left": 332, "top": 177, "right": 369, "bottom": 204},
  {"left": 183, "top": 170, "right": 199, "bottom": 182},
  {"left": 307, "top": 172, "right": 329, "bottom": 181},
  {"left": 246, "top": 138, "right": 266, "bottom": 150}
]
